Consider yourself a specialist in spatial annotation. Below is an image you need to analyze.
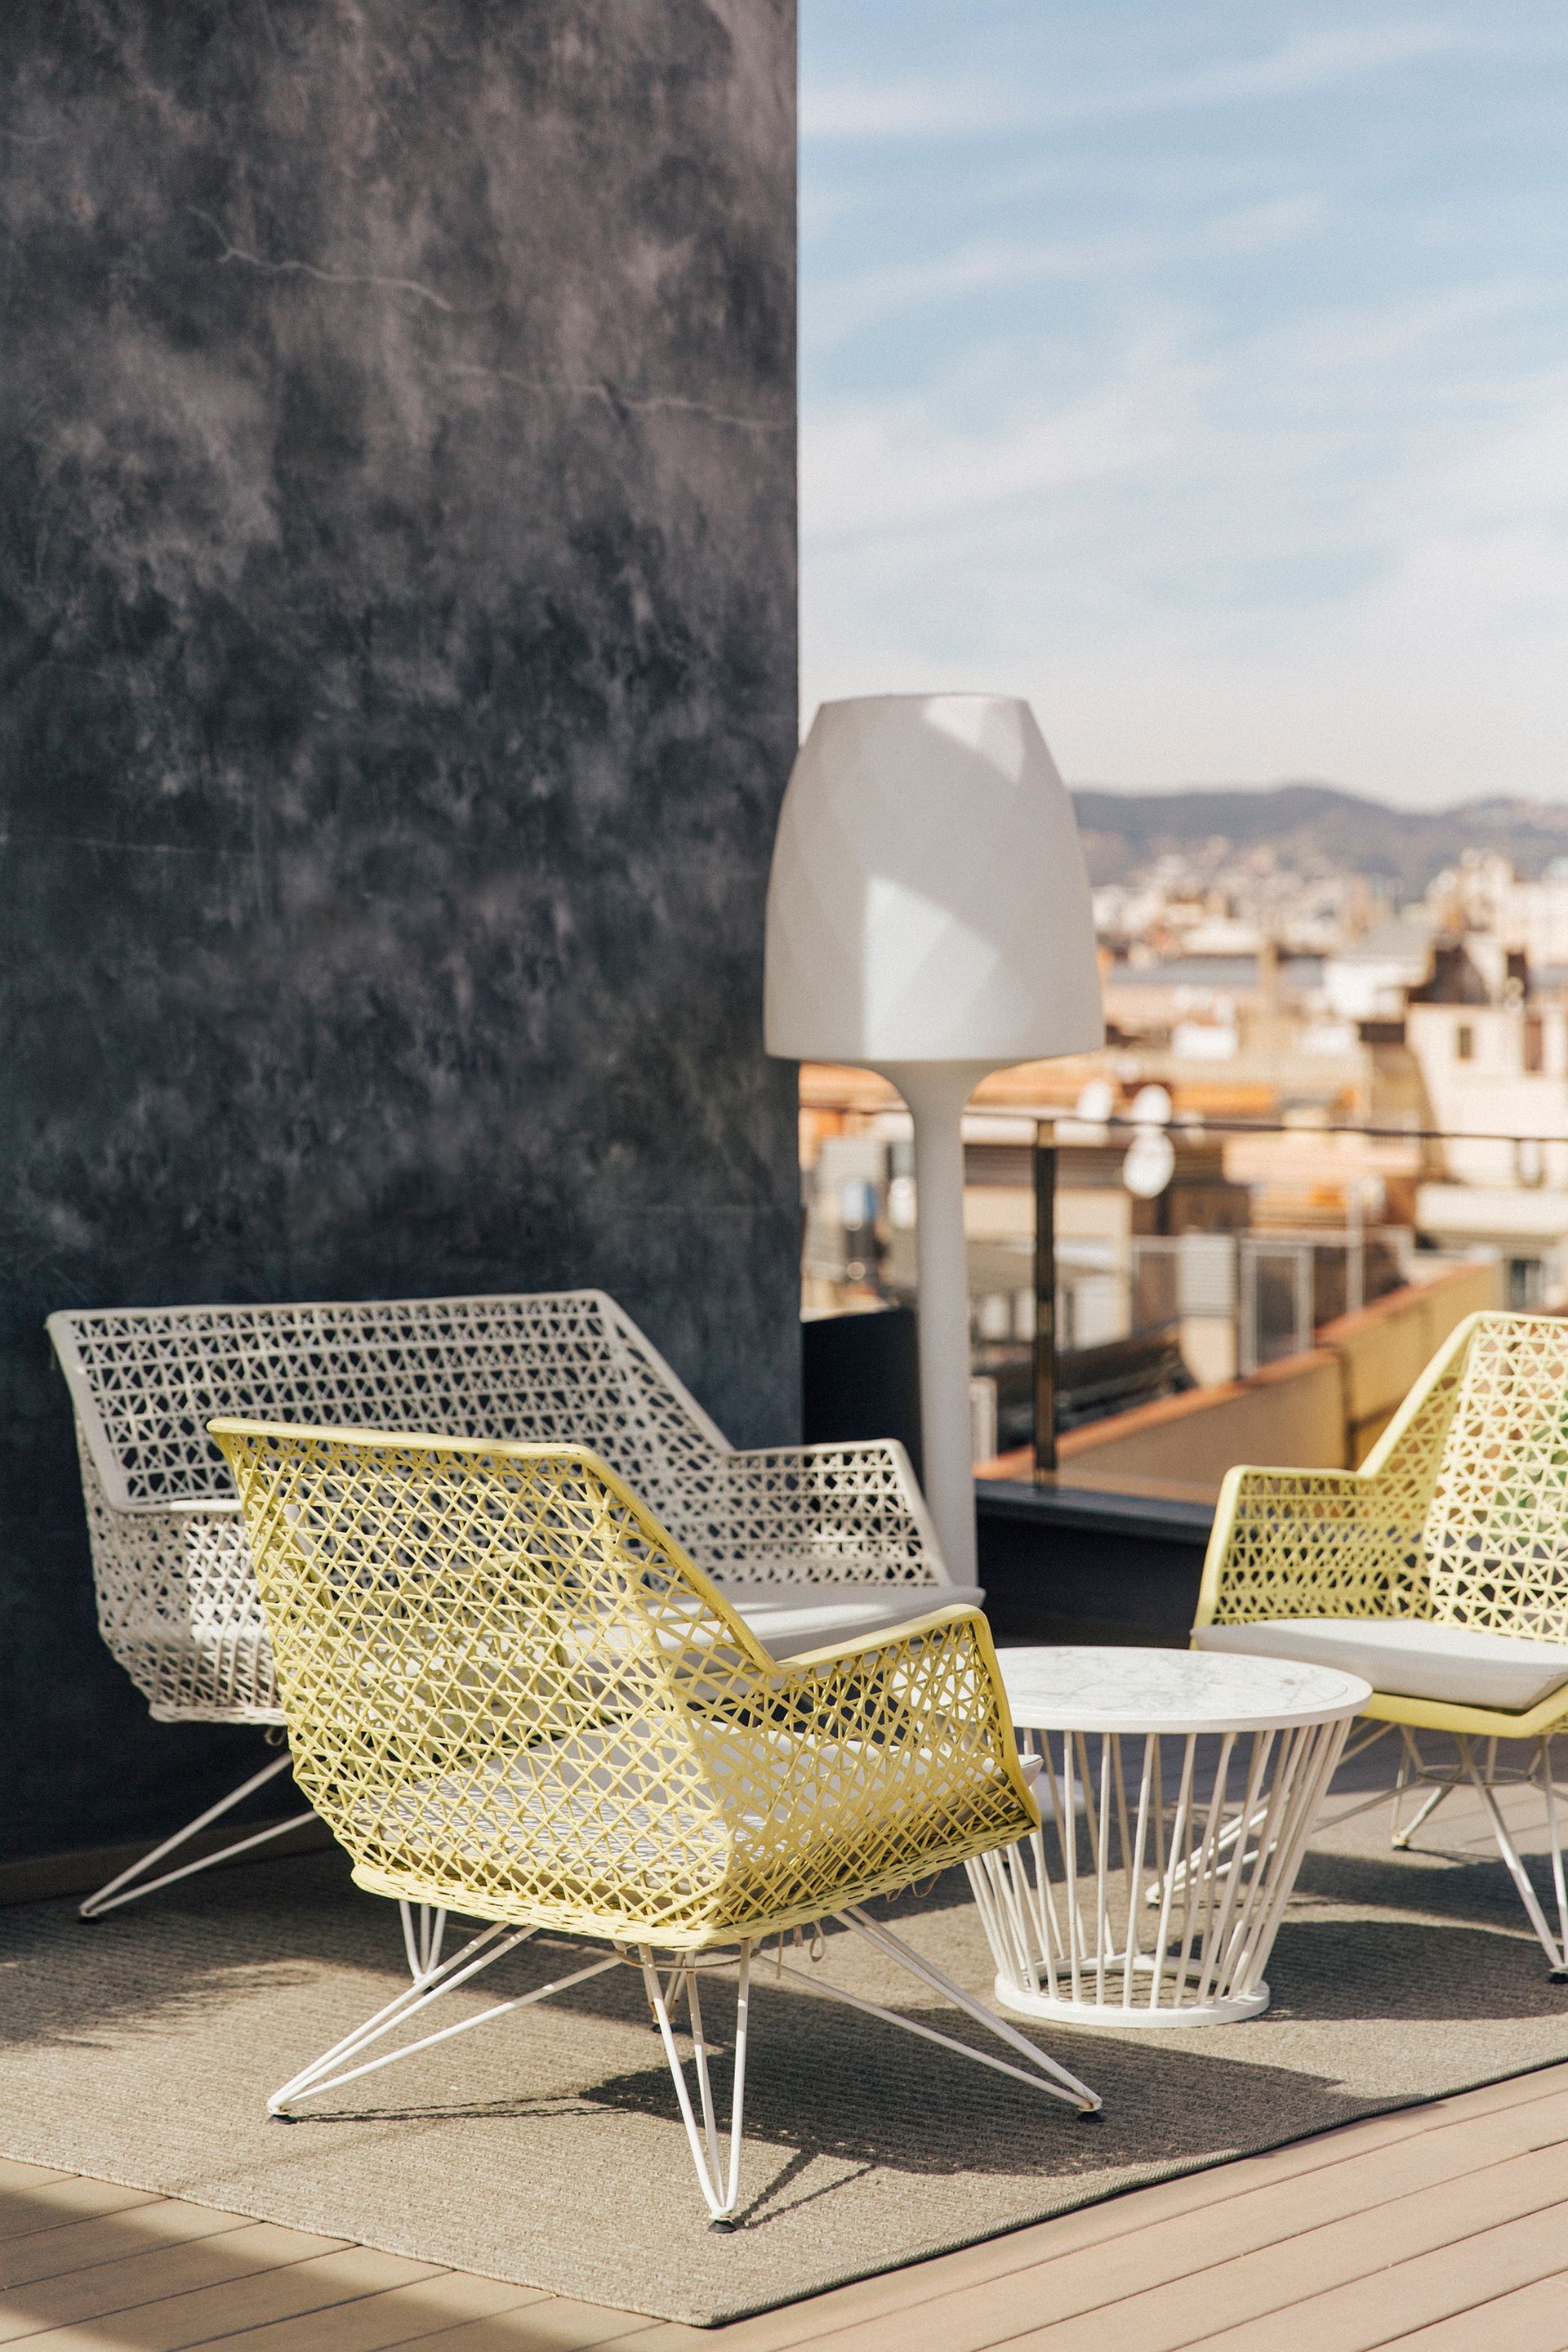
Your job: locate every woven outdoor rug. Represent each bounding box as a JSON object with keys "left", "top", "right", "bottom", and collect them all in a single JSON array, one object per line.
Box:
[{"left": 3, "top": 1782, "right": 1568, "bottom": 2327}]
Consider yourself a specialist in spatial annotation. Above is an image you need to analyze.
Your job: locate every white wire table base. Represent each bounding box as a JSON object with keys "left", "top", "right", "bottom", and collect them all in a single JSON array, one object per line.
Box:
[
  {"left": 267, "top": 1904, "right": 1101, "bottom": 2228},
  {"left": 969, "top": 1715, "right": 1352, "bottom": 2028}
]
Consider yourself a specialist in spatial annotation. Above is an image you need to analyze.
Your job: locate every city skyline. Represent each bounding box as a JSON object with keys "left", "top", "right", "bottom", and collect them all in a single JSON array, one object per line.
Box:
[{"left": 800, "top": 2, "right": 1568, "bottom": 809}]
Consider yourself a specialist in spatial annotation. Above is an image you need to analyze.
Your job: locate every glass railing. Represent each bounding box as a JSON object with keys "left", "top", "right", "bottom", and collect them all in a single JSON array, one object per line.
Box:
[{"left": 800, "top": 1093, "right": 1539, "bottom": 1506}]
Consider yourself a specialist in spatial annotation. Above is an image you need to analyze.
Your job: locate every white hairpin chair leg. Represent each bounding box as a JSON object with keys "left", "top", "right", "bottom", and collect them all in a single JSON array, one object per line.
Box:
[
  {"left": 1458, "top": 1735, "right": 1568, "bottom": 1979},
  {"left": 398, "top": 1900, "right": 449, "bottom": 1981},
  {"left": 1346, "top": 1729, "right": 1568, "bottom": 1976},
  {"left": 795, "top": 1908, "right": 1101, "bottom": 2110},
  {"left": 265, "top": 1909, "right": 1100, "bottom": 2230},
  {"left": 80, "top": 1752, "right": 442, "bottom": 1985},
  {"left": 268, "top": 1923, "right": 621, "bottom": 2114},
  {"left": 1374, "top": 1726, "right": 1456, "bottom": 1855},
  {"left": 639, "top": 1946, "right": 753, "bottom": 2230},
  {"left": 79, "top": 1750, "right": 313, "bottom": 1921}
]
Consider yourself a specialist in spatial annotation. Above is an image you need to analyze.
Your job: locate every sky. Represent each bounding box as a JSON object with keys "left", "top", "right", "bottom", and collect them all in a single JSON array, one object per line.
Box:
[{"left": 799, "top": 3, "right": 1568, "bottom": 808}]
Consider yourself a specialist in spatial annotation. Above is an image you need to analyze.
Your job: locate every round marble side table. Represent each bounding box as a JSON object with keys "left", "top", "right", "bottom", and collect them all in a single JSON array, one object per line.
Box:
[{"left": 967, "top": 1646, "right": 1370, "bottom": 2028}]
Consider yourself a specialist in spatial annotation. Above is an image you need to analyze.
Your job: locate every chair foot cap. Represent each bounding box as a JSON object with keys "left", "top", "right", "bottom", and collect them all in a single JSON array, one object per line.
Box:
[
  {"left": 1075, "top": 2105, "right": 1103, "bottom": 2121},
  {"left": 1549, "top": 1968, "right": 1568, "bottom": 1983},
  {"left": 269, "top": 2110, "right": 297, "bottom": 2124},
  {"left": 708, "top": 2218, "right": 737, "bottom": 2234}
]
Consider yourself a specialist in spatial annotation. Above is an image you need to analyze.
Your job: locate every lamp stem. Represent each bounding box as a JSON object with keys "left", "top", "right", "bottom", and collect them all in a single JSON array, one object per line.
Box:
[
  {"left": 878, "top": 1062, "right": 987, "bottom": 1589},
  {"left": 1033, "top": 1122, "right": 1058, "bottom": 1478}
]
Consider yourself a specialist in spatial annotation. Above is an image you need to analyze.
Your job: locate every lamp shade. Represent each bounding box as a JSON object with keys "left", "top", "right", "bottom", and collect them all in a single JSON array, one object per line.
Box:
[{"left": 764, "top": 694, "right": 1103, "bottom": 1066}]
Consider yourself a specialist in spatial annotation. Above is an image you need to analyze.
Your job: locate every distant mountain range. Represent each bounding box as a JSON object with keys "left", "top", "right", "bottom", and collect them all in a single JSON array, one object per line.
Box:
[{"left": 1071, "top": 783, "right": 1568, "bottom": 895}]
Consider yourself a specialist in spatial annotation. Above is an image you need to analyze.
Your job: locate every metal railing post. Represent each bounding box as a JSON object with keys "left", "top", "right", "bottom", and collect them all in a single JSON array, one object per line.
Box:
[
  {"left": 1348, "top": 1178, "right": 1365, "bottom": 1316},
  {"left": 1033, "top": 1122, "right": 1058, "bottom": 1480},
  {"left": 1294, "top": 1242, "right": 1313, "bottom": 1356},
  {"left": 1239, "top": 1239, "right": 1258, "bottom": 1377}
]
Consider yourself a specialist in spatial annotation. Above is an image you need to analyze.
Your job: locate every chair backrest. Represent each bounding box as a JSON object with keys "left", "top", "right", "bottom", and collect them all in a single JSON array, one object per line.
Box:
[
  {"left": 47, "top": 1290, "right": 729, "bottom": 1525},
  {"left": 1418, "top": 1314, "right": 1568, "bottom": 1640},
  {"left": 211, "top": 1419, "right": 826, "bottom": 1943}
]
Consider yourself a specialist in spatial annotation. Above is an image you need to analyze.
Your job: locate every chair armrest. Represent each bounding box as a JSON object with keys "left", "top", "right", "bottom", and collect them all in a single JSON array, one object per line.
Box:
[
  {"left": 764, "top": 1597, "right": 980, "bottom": 1673},
  {"left": 760, "top": 1604, "right": 1040, "bottom": 1851},
  {"left": 143, "top": 1497, "right": 243, "bottom": 1518},
  {"left": 1196, "top": 1463, "right": 1431, "bottom": 1631},
  {"left": 689, "top": 1439, "right": 947, "bottom": 1588}
]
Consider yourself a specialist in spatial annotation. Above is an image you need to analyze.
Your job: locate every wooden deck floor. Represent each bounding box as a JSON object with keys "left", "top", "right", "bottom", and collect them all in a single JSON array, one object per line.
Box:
[{"left": 2, "top": 2063, "right": 1566, "bottom": 2352}]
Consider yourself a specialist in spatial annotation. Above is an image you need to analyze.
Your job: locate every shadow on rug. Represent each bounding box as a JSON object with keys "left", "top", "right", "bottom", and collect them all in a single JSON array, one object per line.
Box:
[{"left": 2, "top": 1784, "right": 1566, "bottom": 2326}]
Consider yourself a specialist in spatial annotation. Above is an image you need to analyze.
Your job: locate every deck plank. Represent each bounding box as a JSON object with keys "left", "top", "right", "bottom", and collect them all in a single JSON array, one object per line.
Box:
[
  {"left": 741, "top": 2084, "right": 1568, "bottom": 2352},
  {"left": 2, "top": 2064, "right": 1565, "bottom": 2351},
  {"left": 995, "top": 2145, "right": 1568, "bottom": 2352},
  {"left": 1173, "top": 2202, "right": 1568, "bottom": 2352},
  {"left": 176, "top": 2270, "right": 552, "bottom": 2352},
  {"left": 16, "top": 2244, "right": 443, "bottom": 2350},
  {"left": 0, "top": 2173, "right": 75, "bottom": 2204},
  {"left": 391, "top": 2300, "right": 663, "bottom": 2351},
  {"left": 0, "top": 2185, "right": 163, "bottom": 2247},
  {"left": 634, "top": 2069, "right": 1568, "bottom": 2352},
  {"left": 0, "top": 2201, "right": 259, "bottom": 2292},
  {"left": 0, "top": 2221, "right": 356, "bottom": 2343},
  {"left": 1381, "top": 2264, "right": 1568, "bottom": 2351}
]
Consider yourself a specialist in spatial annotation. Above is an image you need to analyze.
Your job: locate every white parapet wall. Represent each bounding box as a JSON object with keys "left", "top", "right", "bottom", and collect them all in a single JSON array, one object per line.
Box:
[{"left": 1055, "top": 1257, "right": 1504, "bottom": 1487}]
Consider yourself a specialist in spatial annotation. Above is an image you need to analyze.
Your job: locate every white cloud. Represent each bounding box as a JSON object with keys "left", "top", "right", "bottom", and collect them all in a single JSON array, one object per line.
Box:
[
  {"left": 804, "top": 376, "right": 1181, "bottom": 544},
  {"left": 807, "top": 197, "right": 1325, "bottom": 350},
  {"left": 1236, "top": 278, "right": 1560, "bottom": 386},
  {"left": 800, "top": 327, "right": 1568, "bottom": 803},
  {"left": 800, "top": 1, "right": 1568, "bottom": 804},
  {"left": 803, "top": 21, "right": 1485, "bottom": 144}
]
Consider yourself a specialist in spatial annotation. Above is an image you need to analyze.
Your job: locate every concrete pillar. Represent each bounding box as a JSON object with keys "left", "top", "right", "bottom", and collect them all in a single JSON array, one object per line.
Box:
[{"left": 0, "top": 1, "right": 798, "bottom": 1865}]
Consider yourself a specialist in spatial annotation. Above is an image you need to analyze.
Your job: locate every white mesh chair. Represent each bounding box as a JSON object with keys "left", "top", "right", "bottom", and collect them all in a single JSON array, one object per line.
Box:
[{"left": 47, "top": 1290, "right": 961, "bottom": 1923}]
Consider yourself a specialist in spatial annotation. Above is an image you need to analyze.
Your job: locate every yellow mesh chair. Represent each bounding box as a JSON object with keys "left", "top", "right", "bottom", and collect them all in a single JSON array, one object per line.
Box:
[
  {"left": 211, "top": 1418, "right": 1100, "bottom": 2226},
  {"left": 1194, "top": 1312, "right": 1568, "bottom": 1974}
]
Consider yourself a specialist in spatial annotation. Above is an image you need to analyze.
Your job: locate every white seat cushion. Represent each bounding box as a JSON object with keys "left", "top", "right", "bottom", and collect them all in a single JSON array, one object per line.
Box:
[
  {"left": 1193, "top": 1617, "right": 1568, "bottom": 1713},
  {"left": 721, "top": 1584, "right": 984, "bottom": 1664}
]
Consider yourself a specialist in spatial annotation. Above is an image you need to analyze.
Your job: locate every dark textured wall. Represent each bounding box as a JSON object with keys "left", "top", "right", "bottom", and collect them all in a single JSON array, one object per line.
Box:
[{"left": 0, "top": 1, "right": 799, "bottom": 1864}]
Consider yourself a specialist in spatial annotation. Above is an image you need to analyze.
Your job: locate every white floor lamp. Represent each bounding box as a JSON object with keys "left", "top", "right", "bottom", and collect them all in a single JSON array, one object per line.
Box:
[{"left": 764, "top": 695, "right": 1102, "bottom": 1588}]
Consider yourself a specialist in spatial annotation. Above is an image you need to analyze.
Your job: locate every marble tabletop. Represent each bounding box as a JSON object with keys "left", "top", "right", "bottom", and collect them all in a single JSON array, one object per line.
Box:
[{"left": 997, "top": 1645, "right": 1372, "bottom": 1735}]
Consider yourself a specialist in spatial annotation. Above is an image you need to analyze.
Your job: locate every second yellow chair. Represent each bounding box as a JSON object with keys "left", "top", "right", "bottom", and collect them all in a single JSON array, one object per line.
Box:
[{"left": 1195, "top": 1312, "right": 1568, "bottom": 1975}]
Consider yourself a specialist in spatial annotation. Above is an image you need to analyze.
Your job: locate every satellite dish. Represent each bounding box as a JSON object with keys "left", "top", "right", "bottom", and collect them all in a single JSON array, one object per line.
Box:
[
  {"left": 1123, "top": 1129, "right": 1176, "bottom": 1199},
  {"left": 1129, "top": 1084, "right": 1173, "bottom": 1126},
  {"left": 1075, "top": 1079, "right": 1116, "bottom": 1123}
]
